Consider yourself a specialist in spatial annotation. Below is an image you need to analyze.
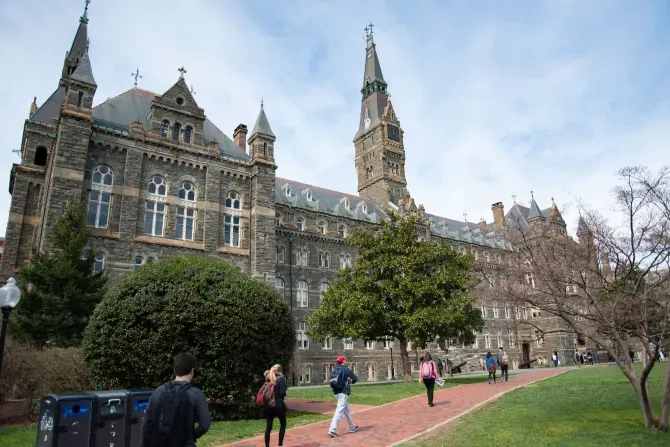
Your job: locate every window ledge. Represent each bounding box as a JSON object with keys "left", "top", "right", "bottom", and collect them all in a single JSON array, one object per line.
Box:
[
  {"left": 217, "top": 246, "right": 250, "bottom": 256},
  {"left": 135, "top": 235, "right": 205, "bottom": 250},
  {"left": 90, "top": 228, "right": 121, "bottom": 239}
]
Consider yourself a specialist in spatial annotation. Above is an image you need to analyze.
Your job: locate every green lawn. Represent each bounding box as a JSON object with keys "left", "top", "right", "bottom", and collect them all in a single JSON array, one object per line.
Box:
[
  {"left": 403, "top": 363, "right": 669, "bottom": 447},
  {"left": 0, "top": 411, "right": 329, "bottom": 447},
  {"left": 288, "top": 375, "right": 491, "bottom": 406}
]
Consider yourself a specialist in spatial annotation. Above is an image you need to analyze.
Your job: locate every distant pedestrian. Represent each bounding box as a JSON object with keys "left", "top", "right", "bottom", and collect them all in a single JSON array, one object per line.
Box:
[
  {"left": 551, "top": 351, "right": 559, "bottom": 367},
  {"left": 420, "top": 352, "right": 438, "bottom": 407},
  {"left": 574, "top": 351, "right": 581, "bottom": 368},
  {"left": 486, "top": 352, "right": 497, "bottom": 384},
  {"left": 580, "top": 353, "right": 585, "bottom": 366},
  {"left": 437, "top": 359, "right": 444, "bottom": 377},
  {"left": 498, "top": 348, "right": 509, "bottom": 383},
  {"left": 479, "top": 356, "right": 485, "bottom": 371},
  {"left": 142, "top": 352, "right": 211, "bottom": 447},
  {"left": 328, "top": 356, "right": 359, "bottom": 438},
  {"left": 262, "top": 364, "right": 287, "bottom": 447},
  {"left": 587, "top": 352, "right": 593, "bottom": 365}
]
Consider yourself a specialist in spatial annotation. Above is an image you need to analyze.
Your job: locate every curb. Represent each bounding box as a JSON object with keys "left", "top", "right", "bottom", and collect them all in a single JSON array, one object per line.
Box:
[{"left": 386, "top": 368, "right": 570, "bottom": 447}]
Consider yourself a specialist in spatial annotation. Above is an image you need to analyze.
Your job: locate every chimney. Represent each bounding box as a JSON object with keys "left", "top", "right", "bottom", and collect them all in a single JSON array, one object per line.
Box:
[
  {"left": 234, "top": 124, "right": 247, "bottom": 151},
  {"left": 478, "top": 218, "right": 488, "bottom": 231},
  {"left": 491, "top": 202, "right": 505, "bottom": 230},
  {"left": 29, "top": 97, "right": 37, "bottom": 117}
]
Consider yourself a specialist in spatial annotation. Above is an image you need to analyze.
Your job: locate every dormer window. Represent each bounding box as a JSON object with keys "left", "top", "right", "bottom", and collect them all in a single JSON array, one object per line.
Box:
[
  {"left": 305, "top": 190, "right": 312, "bottom": 201},
  {"left": 161, "top": 120, "right": 169, "bottom": 137},
  {"left": 282, "top": 184, "right": 292, "bottom": 198},
  {"left": 317, "top": 221, "right": 326, "bottom": 234},
  {"left": 340, "top": 197, "right": 350, "bottom": 210},
  {"left": 184, "top": 126, "right": 192, "bottom": 144},
  {"left": 172, "top": 123, "right": 181, "bottom": 141}
]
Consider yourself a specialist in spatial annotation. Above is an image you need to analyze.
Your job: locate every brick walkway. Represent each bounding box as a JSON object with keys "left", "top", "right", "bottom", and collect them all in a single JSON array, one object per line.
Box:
[
  {"left": 223, "top": 368, "right": 567, "bottom": 447},
  {"left": 283, "top": 398, "right": 373, "bottom": 415}
]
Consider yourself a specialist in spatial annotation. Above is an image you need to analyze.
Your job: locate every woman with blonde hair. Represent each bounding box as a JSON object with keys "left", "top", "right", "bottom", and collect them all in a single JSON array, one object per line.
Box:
[{"left": 264, "top": 364, "right": 287, "bottom": 447}]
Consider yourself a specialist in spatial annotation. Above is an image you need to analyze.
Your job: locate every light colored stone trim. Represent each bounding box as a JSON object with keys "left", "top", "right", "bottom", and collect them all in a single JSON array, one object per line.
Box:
[
  {"left": 216, "top": 246, "right": 250, "bottom": 256},
  {"left": 53, "top": 167, "right": 84, "bottom": 181},
  {"left": 90, "top": 228, "right": 121, "bottom": 239},
  {"left": 8, "top": 213, "right": 24, "bottom": 224},
  {"left": 251, "top": 205, "right": 276, "bottom": 218},
  {"left": 134, "top": 235, "right": 206, "bottom": 250}
]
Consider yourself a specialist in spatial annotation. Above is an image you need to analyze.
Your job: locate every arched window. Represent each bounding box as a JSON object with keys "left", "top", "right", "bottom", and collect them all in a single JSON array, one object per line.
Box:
[
  {"left": 317, "top": 221, "right": 326, "bottom": 234},
  {"left": 34, "top": 146, "right": 47, "bottom": 166},
  {"left": 324, "top": 253, "right": 330, "bottom": 268},
  {"left": 318, "top": 252, "right": 324, "bottom": 268},
  {"left": 492, "top": 302, "right": 499, "bottom": 318},
  {"left": 496, "top": 329, "right": 503, "bottom": 348},
  {"left": 134, "top": 256, "right": 143, "bottom": 269},
  {"left": 145, "top": 176, "right": 167, "bottom": 237},
  {"left": 337, "top": 224, "right": 346, "bottom": 238},
  {"left": 161, "top": 120, "right": 170, "bottom": 137},
  {"left": 297, "top": 280, "right": 309, "bottom": 308},
  {"left": 176, "top": 182, "right": 196, "bottom": 241},
  {"left": 184, "top": 126, "right": 192, "bottom": 143},
  {"left": 484, "top": 329, "right": 491, "bottom": 349},
  {"left": 172, "top": 123, "right": 181, "bottom": 141},
  {"left": 275, "top": 277, "right": 285, "bottom": 296},
  {"left": 345, "top": 255, "right": 351, "bottom": 267},
  {"left": 276, "top": 246, "right": 285, "bottom": 263},
  {"left": 87, "top": 165, "right": 114, "bottom": 228},
  {"left": 320, "top": 282, "right": 328, "bottom": 297},
  {"left": 275, "top": 213, "right": 282, "bottom": 227},
  {"left": 295, "top": 217, "right": 305, "bottom": 231},
  {"left": 94, "top": 253, "right": 105, "bottom": 272},
  {"left": 225, "top": 191, "right": 241, "bottom": 209}
]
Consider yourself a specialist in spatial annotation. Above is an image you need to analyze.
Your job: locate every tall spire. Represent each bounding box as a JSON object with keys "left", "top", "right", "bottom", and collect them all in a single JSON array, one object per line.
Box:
[
  {"left": 70, "top": 49, "right": 97, "bottom": 87},
  {"left": 527, "top": 190, "right": 545, "bottom": 221},
  {"left": 250, "top": 100, "right": 275, "bottom": 138},
  {"left": 361, "top": 22, "right": 387, "bottom": 100},
  {"left": 62, "top": 2, "right": 90, "bottom": 79},
  {"left": 577, "top": 213, "right": 590, "bottom": 235}
]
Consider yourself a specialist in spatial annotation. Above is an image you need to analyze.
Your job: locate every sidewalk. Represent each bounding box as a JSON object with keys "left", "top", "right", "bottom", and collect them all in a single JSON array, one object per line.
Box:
[{"left": 222, "top": 367, "right": 567, "bottom": 447}]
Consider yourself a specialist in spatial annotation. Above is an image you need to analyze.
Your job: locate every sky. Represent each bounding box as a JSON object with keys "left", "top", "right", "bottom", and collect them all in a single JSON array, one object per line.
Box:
[{"left": 0, "top": 0, "right": 668, "bottom": 237}]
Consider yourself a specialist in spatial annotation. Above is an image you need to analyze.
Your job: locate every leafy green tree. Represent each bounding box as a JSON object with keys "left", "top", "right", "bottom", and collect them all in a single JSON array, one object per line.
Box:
[
  {"left": 82, "top": 256, "right": 295, "bottom": 420},
  {"left": 11, "top": 198, "right": 106, "bottom": 347},
  {"left": 307, "top": 212, "right": 483, "bottom": 380}
]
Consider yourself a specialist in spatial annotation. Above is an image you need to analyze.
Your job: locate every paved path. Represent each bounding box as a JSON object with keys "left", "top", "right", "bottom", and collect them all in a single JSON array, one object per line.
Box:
[
  {"left": 284, "top": 398, "right": 373, "bottom": 415},
  {"left": 223, "top": 367, "right": 568, "bottom": 447}
]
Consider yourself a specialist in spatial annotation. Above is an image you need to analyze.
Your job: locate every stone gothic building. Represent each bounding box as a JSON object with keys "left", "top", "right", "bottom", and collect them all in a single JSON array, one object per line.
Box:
[{"left": 1, "top": 8, "right": 595, "bottom": 385}]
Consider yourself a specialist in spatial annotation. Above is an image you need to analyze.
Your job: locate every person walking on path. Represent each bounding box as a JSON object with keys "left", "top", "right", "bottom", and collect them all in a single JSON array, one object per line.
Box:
[
  {"left": 437, "top": 358, "right": 444, "bottom": 377},
  {"left": 486, "top": 352, "right": 497, "bottom": 384},
  {"left": 263, "top": 364, "right": 287, "bottom": 447},
  {"left": 479, "top": 356, "right": 485, "bottom": 371},
  {"left": 328, "top": 356, "right": 359, "bottom": 438},
  {"left": 551, "top": 351, "right": 559, "bottom": 367},
  {"left": 142, "top": 352, "right": 211, "bottom": 447},
  {"left": 498, "top": 347, "right": 509, "bottom": 383},
  {"left": 574, "top": 350, "right": 581, "bottom": 368},
  {"left": 419, "top": 352, "right": 438, "bottom": 406}
]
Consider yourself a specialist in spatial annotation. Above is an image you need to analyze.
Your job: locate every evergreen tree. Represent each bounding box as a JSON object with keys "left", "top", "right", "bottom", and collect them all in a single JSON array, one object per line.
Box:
[{"left": 11, "top": 198, "right": 107, "bottom": 347}]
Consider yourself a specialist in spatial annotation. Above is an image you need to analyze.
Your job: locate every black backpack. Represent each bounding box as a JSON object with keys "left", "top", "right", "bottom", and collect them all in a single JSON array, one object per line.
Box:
[{"left": 144, "top": 382, "right": 192, "bottom": 447}]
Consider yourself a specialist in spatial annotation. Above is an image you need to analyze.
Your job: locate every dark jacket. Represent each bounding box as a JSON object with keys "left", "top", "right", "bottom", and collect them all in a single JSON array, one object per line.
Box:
[
  {"left": 331, "top": 365, "right": 358, "bottom": 396},
  {"left": 274, "top": 375, "right": 287, "bottom": 405},
  {"left": 486, "top": 356, "right": 496, "bottom": 370},
  {"left": 141, "top": 380, "right": 211, "bottom": 447}
]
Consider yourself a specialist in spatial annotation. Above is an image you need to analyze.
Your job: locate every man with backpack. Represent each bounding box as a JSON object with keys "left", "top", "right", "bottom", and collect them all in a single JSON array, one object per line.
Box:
[
  {"left": 498, "top": 347, "right": 509, "bottom": 383},
  {"left": 142, "top": 353, "right": 211, "bottom": 447},
  {"left": 328, "top": 356, "right": 359, "bottom": 438}
]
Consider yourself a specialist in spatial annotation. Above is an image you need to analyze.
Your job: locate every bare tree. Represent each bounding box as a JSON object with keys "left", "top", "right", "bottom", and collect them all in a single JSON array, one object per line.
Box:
[{"left": 479, "top": 166, "right": 670, "bottom": 430}]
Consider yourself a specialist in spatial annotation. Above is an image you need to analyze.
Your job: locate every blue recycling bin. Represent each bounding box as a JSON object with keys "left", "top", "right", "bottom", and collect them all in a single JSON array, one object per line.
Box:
[
  {"left": 36, "top": 393, "right": 97, "bottom": 447},
  {"left": 126, "top": 389, "right": 154, "bottom": 447}
]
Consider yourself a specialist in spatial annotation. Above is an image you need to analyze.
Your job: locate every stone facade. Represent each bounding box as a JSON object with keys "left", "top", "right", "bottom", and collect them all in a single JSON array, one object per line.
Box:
[{"left": 1, "top": 10, "right": 599, "bottom": 386}]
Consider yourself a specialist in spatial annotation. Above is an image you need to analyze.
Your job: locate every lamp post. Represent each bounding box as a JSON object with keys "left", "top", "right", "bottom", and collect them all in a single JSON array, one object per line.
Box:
[
  {"left": 0, "top": 278, "right": 22, "bottom": 374},
  {"left": 390, "top": 343, "right": 396, "bottom": 380}
]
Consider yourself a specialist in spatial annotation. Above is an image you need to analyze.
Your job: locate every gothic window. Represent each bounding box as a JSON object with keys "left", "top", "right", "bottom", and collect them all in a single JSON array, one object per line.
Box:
[
  {"left": 383, "top": 337, "right": 393, "bottom": 349},
  {"left": 297, "top": 280, "right": 309, "bottom": 308},
  {"left": 493, "top": 302, "right": 499, "bottom": 318},
  {"left": 318, "top": 252, "right": 324, "bottom": 268},
  {"left": 480, "top": 303, "right": 487, "bottom": 317},
  {"left": 176, "top": 182, "right": 196, "bottom": 241},
  {"left": 94, "top": 253, "right": 105, "bottom": 272},
  {"left": 87, "top": 165, "right": 114, "bottom": 229},
  {"left": 504, "top": 303, "right": 511, "bottom": 319},
  {"left": 161, "top": 120, "right": 169, "bottom": 137},
  {"left": 508, "top": 329, "right": 515, "bottom": 346},
  {"left": 322, "top": 337, "right": 333, "bottom": 350},
  {"left": 34, "top": 146, "right": 47, "bottom": 166},
  {"left": 145, "top": 176, "right": 167, "bottom": 237},
  {"left": 297, "top": 322, "right": 309, "bottom": 350},
  {"left": 172, "top": 123, "right": 181, "bottom": 141},
  {"left": 317, "top": 221, "right": 326, "bottom": 234},
  {"left": 275, "top": 277, "right": 284, "bottom": 296},
  {"left": 472, "top": 330, "right": 479, "bottom": 349},
  {"left": 295, "top": 217, "right": 305, "bottom": 231},
  {"left": 225, "top": 191, "right": 241, "bottom": 209},
  {"left": 324, "top": 253, "right": 330, "bottom": 268},
  {"left": 276, "top": 246, "right": 285, "bottom": 263},
  {"left": 484, "top": 330, "right": 491, "bottom": 349},
  {"left": 295, "top": 249, "right": 308, "bottom": 266},
  {"left": 338, "top": 224, "right": 347, "bottom": 238},
  {"left": 344, "top": 338, "right": 354, "bottom": 350},
  {"left": 184, "top": 126, "right": 192, "bottom": 143},
  {"left": 275, "top": 213, "right": 282, "bottom": 227},
  {"left": 320, "top": 282, "right": 328, "bottom": 297},
  {"left": 496, "top": 329, "right": 503, "bottom": 347},
  {"left": 224, "top": 216, "right": 241, "bottom": 247}
]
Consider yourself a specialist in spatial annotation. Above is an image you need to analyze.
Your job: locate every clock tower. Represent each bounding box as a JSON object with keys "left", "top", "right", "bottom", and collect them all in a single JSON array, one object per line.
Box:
[{"left": 354, "top": 24, "right": 408, "bottom": 211}]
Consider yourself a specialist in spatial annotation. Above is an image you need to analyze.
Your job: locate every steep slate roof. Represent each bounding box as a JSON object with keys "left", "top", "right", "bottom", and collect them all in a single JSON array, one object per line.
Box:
[
  {"left": 362, "top": 35, "right": 386, "bottom": 88},
  {"left": 426, "top": 213, "right": 513, "bottom": 250},
  {"left": 275, "top": 177, "right": 386, "bottom": 224},
  {"left": 69, "top": 51, "right": 96, "bottom": 86},
  {"left": 527, "top": 196, "right": 545, "bottom": 220},
  {"left": 250, "top": 103, "right": 275, "bottom": 138},
  {"left": 91, "top": 88, "right": 249, "bottom": 161},
  {"left": 30, "top": 87, "right": 66, "bottom": 125},
  {"left": 577, "top": 215, "right": 589, "bottom": 234}
]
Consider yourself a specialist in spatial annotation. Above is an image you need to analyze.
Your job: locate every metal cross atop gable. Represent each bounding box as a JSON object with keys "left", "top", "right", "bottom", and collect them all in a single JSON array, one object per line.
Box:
[
  {"left": 131, "top": 68, "right": 142, "bottom": 88},
  {"left": 512, "top": 193, "right": 517, "bottom": 203},
  {"left": 178, "top": 66, "right": 187, "bottom": 78},
  {"left": 368, "top": 22, "right": 374, "bottom": 35}
]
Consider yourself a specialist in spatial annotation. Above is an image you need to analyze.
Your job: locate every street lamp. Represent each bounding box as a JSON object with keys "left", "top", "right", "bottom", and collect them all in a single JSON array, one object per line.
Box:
[
  {"left": 0, "top": 278, "right": 22, "bottom": 374},
  {"left": 390, "top": 341, "right": 396, "bottom": 380}
]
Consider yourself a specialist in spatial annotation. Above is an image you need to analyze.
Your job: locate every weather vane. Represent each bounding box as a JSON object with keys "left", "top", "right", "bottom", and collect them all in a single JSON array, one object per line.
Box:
[
  {"left": 463, "top": 212, "right": 468, "bottom": 222},
  {"left": 131, "top": 68, "right": 142, "bottom": 88}
]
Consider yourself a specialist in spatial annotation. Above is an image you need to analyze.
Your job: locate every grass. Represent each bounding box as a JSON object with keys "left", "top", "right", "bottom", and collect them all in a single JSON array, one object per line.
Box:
[
  {"left": 0, "top": 411, "right": 330, "bottom": 447},
  {"left": 288, "top": 375, "right": 492, "bottom": 406},
  {"left": 402, "top": 363, "right": 669, "bottom": 447}
]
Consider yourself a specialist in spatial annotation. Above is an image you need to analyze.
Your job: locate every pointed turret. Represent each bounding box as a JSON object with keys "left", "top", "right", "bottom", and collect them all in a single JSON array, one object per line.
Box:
[
  {"left": 577, "top": 214, "right": 589, "bottom": 235},
  {"left": 527, "top": 192, "right": 545, "bottom": 221},
  {"left": 61, "top": 2, "right": 91, "bottom": 79},
  {"left": 355, "top": 24, "right": 390, "bottom": 139},
  {"left": 250, "top": 100, "right": 275, "bottom": 138},
  {"left": 548, "top": 198, "right": 566, "bottom": 226},
  {"left": 70, "top": 50, "right": 97, "bottom": 87}
]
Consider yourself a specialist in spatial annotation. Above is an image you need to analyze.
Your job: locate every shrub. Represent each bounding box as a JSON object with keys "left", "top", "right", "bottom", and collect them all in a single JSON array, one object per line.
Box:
[{"left": 82, "top": 256, "right": 295, "bottom": 420}]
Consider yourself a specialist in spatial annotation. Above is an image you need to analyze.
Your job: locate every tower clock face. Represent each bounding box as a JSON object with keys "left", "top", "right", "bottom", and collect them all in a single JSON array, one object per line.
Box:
[{"left": 387, "top": 124, "right": 400, "bottom": 142}]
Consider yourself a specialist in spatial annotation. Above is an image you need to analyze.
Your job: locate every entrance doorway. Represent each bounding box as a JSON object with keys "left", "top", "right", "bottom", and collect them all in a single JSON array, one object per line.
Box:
[{"left": 522, "top": 342, "right": 530, "bottom": 363}]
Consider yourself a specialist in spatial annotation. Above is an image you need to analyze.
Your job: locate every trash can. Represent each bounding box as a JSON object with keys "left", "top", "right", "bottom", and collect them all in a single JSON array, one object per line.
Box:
[
  {"left": 126, "top": 389, "right": 154, "bottom": 447},
  {"left": 36, "top": 393, "right": 97, "bottom": 447},
  {"left": 91, "top": 390, "right": 128, "bottom": 447}
]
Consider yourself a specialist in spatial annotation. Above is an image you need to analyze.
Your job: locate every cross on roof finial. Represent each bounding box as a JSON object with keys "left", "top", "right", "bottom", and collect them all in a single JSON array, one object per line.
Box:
[
  {"left": 530, "top": 190, "right": 534, "bottom": 200},
  {"left": 178, "top": 66, "right": 187, "bottom": 78},
  {"left": 190, "top": 85, "right": 196, "bottom": 95},
  {"left": 131, "top": 68, "right": 142, "bottom": 88},
  {"left": 368, "top": 22, "right": 374, "bottom": 35},
  {"left": 512, "top": 193, "right": 517, "bottom": 203},
  {"left": 463, "top": 212, "right": 468, "bottom": 222},
  {"left": 364, "top": 25, "right": 369, "bottom": 36},
  {"left": 81, "top": 0, "right": 91, "bottom": 23}
]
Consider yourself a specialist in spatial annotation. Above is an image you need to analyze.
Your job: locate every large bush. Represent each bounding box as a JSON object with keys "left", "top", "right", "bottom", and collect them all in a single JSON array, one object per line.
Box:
[{"left": 82, "top": 256, "right": 295, "bottom": 420}]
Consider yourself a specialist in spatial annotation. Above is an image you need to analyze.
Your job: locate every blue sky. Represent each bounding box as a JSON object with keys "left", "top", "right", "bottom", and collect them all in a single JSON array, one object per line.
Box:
[{"left": 0, "top": 0, "right": 668, "bottom": 236}]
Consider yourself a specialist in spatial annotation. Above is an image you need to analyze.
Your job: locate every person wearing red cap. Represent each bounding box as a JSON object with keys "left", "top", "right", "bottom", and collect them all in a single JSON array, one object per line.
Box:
[{"left": 327, "top": 355, "right": 359, "bottom": 438}]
